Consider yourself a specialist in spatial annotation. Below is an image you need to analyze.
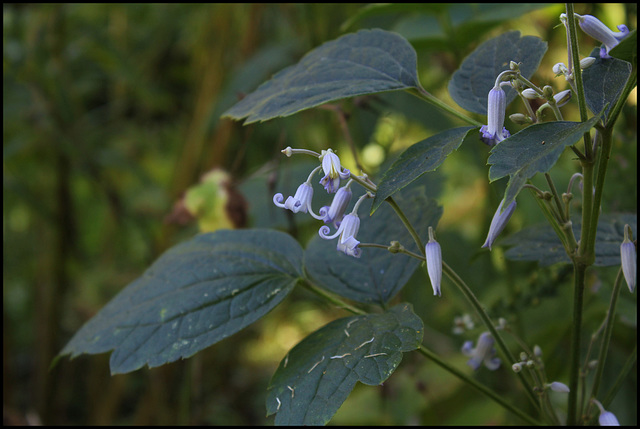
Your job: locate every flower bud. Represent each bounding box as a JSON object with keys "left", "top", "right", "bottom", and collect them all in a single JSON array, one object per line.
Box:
[
  {"left": 549, "top": 381, "right": 570, "bottom": 393},
  {"left": 553, "top": 62, "right": 568, "bottom": 76},
  {"left": 554, "top": 89, "right": 572, "bottom": 107},
  {"left": 522, "top": 88, "right": 541, "bottom": 99},
  {"left": 482, "top": 199, "right": 517, "bottom": 251},
  {"left": 509, "top": 113, "right": 533, "bottom": 125},
  {"left": 512, "top": 363, "right": 523, "bottom": 373},
  {"left": 580, "top": 56, "right": 596, "bottom": 69},
  {"left": 425, "top": 227, "right": 442, "bottom": 297},
  {"left": 620, "top": 224, "right": 636, "bottom": 293}
]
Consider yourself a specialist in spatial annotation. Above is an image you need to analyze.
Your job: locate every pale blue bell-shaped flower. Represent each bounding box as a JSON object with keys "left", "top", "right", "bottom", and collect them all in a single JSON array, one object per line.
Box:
[
  {"left": 576, "top": 14, "right": 630, "bottom": 58},
  {"left": 319, "top": 184, "right": 352, "bottom": 228},
  {"left": 482, "top": 199, "right": 517, "bottom": 250},
  {"left": 425, "top": 226, "right": 442, "bottom": 297},
  {"left": 319, "top": 213, "right": 361, "bottom": 258},
  {"left": 620, "top": 225, "right": 636, "bottom": 293},
  {"left": 461, "top": 332, "right": 501, "bottom": 371},
  {"left": 319, "top": 149, "right": 350, "bottom": 193},
  {"left": 273, "top": 182, "right": 314, "bottom": 214},
  {"left": 480, "top": 86, "right": 511, "bottom": 146}
]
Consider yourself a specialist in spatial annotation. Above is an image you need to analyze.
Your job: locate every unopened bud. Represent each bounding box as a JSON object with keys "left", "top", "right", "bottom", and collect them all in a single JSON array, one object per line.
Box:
[
  {"left": 512, "top": 363, "right": 523, "bottom": 373},
  {"left": 533, "top": 345, "right": 542, "bottom": 357},
  {"left": 580, "top": 57, "right": 596, "bottom": 69},
  {"left": 282, "top": 146, "right": 293, "bottom": 157},
  {"left": 553, "top": 62, "right": 568, "bottom": 76},
  {"left": 526, "top": 359, "right": 536, "bottom": 368},
  {"left": 509, "top": 113, "right": 533, "bottom": 125},
  {"left": 510, "top": 61, "right": 519, "bottom": 70},
  {"left": 522, "top": 88, "right": 541, "bottom": 99},
  {"left": 543, "top": 85, "right": 554, "bottom": 98},
  {"left": 554, "top": 89, "right": 572, "bottom": 107}
]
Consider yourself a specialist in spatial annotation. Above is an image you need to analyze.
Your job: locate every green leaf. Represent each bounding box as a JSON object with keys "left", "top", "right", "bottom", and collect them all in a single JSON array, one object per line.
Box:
[
  {"left": 608, "top": 29, "right": 637, "bottom": 66},
  {"left": 304, "top": 192, "right": 441, "bottom": 305},
  {"left": 266, "top": 303, "right": 423, "bottom": 425},
  {"left": 488, "top": 114, "right": 603, "bottom": 209},
  {"left": 503, "top": 213, "right": 637, "bottom": 266},
  {"left": 371, "top": 126, "right": 476, "bottom": 214},
  {"left": 582, "top": 48, "right": 633, "bottom": 119},
  {"left": 222, "top": 29, "right": 421, "bottom": 124},
  {"left": 448, "top": 31, "right": 547, "bottom": 115},
  {"left": 60, "top": 230, "right": 302, "bottom": 374}
]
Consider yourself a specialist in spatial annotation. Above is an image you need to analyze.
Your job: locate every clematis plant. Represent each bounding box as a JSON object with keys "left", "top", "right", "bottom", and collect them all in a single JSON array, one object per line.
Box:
[{"left": 59, "top": 4, "right": 636, "bottom": 426}]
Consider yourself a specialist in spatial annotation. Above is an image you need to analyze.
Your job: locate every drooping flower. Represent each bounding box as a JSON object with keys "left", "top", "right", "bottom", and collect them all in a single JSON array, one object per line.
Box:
[
  {"left": 576, "top": 14, "right": 630, "bottom": 59},
  {"left": 425, "top": 226, "right": 442, "bottom": 297},
  {"left": 554, "top": 89, "right": 572, "bottom": 107},
  {"left": 480, "top": 86, "right": 511, "bottom": 146},
  {"left": 482, "top": 199, "right": 517, "bottom": 250},
  {"left": 319, "top": 149, "right": 350, "bottom": 193},
  {"left": 592, "top": 399, "right": 620, "bottom": 426},
  {"left": 318, "top": 191, "right": 371, "bottom": 258},
  {"left": 273, "top": 166, "right": 324, "bottom": 219},
  {"left": 319, "top": 182, "right": 352, "bottom": 228},
  {"left": 461, "top": 332, "right": 501, "bottom": 371},
  {"left": 319, "top": 213, "right": 361, "bottom": 258},
  {"left": 620, "top": 224, "right": 636, "bottom": 293}
]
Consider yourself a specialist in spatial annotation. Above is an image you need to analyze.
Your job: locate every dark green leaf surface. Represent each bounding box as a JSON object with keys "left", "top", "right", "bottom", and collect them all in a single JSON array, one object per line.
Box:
[
  {"left": 60, "top": 230, "right": 302, "bottom": 374},
  {"left": 266, "top": 304, "right": 423, "bottom": 425},
  {"left": 504, "top": 213, "right": 637, "bottom": 266},
  {"left": 608, "top": 29, "right": 637, "bottom": 66},
  {"left": 372, "top": 126, "right": 476, "bottom": 214},
  {"left": 304, "top": 192, "right": 442, "bottom": 305},
  {"left": 223, "top": 29, "right": 421, "bottom": 124},
  {"left": 583, "top": 48, "right": 633, "bottom": 119},
  {"left": 488, "top": 114, "right": 603, "bottom": 209},
  {"left": 448, "top": 31, "right": 547, "bottom": 115}
]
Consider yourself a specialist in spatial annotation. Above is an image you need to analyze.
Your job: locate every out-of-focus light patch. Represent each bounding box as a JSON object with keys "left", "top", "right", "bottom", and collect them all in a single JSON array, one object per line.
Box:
[
  {"left": 9, "top": 205, "right": 30, "bottom": 232},
  {"left": 628, "top": 86, "right": 637, "bottom": 106},
  {"left": 361, "top": 143, "right": 385, "bottom": 170},
  {"left": 438, "top": 176, "right": 486, "bottom": 240}
]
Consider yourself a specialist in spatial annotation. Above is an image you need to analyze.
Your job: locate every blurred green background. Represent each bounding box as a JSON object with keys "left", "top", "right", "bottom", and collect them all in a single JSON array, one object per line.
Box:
[{"left": 3, "top": 3, "right": 636, "bottom": 425}]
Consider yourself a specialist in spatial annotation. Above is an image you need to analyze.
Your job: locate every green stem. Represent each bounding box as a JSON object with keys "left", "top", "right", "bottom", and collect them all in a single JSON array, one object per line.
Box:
[
  {"left": 301, "top": 278, "right": 366, "bottom": 316},
  {"left": 409, "top": 87, "right": 483, "bottom": 127},
  {"left": 417, "top": 346, "right": 541, "bottom": 425},
  {"left": 565, "top": 3, "right": 592, "bottom": 159},
  {"left": 602, "top": 344, "right": 637, "bottom": 407},
  {"left": 385, "top": 196, "right": 425, "bottom": 253},
  {"left": 589, "top": 268, "right": 624, "bottom": 402},
  {"left": 567, "top": 260, "right": 587, "bottom": 426}
]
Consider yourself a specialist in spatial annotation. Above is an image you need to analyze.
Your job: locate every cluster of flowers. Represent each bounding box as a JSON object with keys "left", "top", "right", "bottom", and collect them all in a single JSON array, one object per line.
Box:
[{"left": 273, "top": 147, "right": 369, "bottom": 258}]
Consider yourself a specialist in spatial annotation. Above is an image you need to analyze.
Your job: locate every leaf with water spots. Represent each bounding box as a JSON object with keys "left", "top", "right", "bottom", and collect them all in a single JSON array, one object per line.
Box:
[
  {"left": 59, "top": 229, "right": 302, "bottom": 374},
  {"left": 266, "top": 303, "right": 423, "bottom": 425}
]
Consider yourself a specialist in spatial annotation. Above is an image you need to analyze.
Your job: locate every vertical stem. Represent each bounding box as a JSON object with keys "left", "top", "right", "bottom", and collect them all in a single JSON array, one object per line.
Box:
[{"left": 567, "top": 261, "right": 587, "bottom": 425}]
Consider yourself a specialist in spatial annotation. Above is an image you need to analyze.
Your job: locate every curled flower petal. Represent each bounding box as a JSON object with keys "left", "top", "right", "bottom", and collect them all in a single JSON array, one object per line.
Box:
[
  {"left": 482, "top": 199, "right": 517, "bottom": 250},
  {"left": 273, "top": 182, "right": 314, "bottom": 213},
  {"left": 577, "top": 14, "right": 630, "bottom": 58}
]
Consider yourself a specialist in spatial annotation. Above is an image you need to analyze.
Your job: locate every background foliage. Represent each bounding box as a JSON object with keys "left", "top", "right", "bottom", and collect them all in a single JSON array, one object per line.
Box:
[{"left": 3, "top": 3, "right": 636, "bottom": 425}]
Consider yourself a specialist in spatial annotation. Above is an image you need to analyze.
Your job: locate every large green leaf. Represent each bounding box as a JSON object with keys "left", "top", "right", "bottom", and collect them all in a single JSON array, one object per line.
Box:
[
  {"left": 266, "top": 304, "right": 423, "bottom": 425},
  {"left": 582, "top": 48, "right": 633, "bottom": 120},
  {"left": 304, "top": 192, "right": 442, "bottom": 305},
  {"left": 488, "top": 114, "right": 603, "bottom": 209},
  {"left": 223, "top": 29, "right": 421, "bottom": 124},
  {"left": 503, "top": 213, "right": 637, "bottom": 266},
  {"left": 448, "top": 31, "right": 547, "bottom": 115},
  {"left": 60, "top": 229, "right": 303, "bottom": 374},
  {"left": 371, "top": 126, "right": 477, "bottom": 214}
]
